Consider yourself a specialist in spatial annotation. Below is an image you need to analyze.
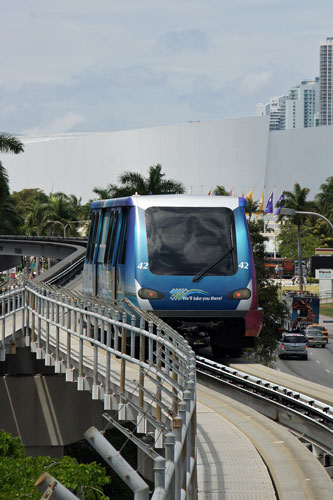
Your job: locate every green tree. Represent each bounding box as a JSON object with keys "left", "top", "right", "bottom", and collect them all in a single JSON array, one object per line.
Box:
[
  {"left": 277, "top": 220, "right": 323, "bottom": 261},
  {"left": 213, "top": 185, "right": 229, "bottom": 196},
  {"left": 44, "top": 192, "right": 86, "bottom": 237},
  {"left": 278, "top": 183, "right": 314, "bottom": 291},
  {"left": 94, "top": 164, "right": 185, "bottom": 198},
  {"left": 315, "top": 176, "right": 333, "bottom": 219},
  {"left": 0, "top": 133, "right": 24, "bottom": 234},
  {"left": 246, "top": 220, "right": 285, "bottom": 364},
  {"left": 245, "top": 198, "right": 260, "bottom": 220},
  {"left": 0, "top": 430, "right": 110, "bottom": 500}
]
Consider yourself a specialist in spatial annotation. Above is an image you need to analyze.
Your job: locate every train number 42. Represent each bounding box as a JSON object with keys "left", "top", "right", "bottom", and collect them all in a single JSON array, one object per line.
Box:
[
  {"left": 137, "top": 262, "right": 149, "bottom": 270},
  {"left": 238, "top": 262, "right": 249, "bottom": 269}
]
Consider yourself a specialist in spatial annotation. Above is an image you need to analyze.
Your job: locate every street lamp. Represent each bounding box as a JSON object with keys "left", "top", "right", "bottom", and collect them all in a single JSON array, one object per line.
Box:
[
  {"left": 279, "top": 208, "right": 333, "bottom": 292},
  {"left": 279, "top": 208, "right": 333, "bottom": 232},
  {"left": 47, "top": 220, "right": 89, "bottom": 238}
]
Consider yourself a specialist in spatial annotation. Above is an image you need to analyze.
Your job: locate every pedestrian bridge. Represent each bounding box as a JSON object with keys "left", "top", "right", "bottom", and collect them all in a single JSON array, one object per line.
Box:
[{"left": 0, "top": 280, "right": 196, "bottom": 499}]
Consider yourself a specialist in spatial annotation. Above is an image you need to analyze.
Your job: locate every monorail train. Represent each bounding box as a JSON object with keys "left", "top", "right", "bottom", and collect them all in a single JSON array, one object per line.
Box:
[{"left": 83, "top": 195, "right": 263, "bottom": 357}]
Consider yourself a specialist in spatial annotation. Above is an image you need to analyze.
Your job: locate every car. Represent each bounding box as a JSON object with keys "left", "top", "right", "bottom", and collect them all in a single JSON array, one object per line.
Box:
[
  {"left": 303, "top": 324, "right": 328, "bottom": 341},
  {"left": 304, "top": 329, "right": 328, "bottom": 348},
  {"left": 278, "top": 333, "right": 308, "bottom": 360}
]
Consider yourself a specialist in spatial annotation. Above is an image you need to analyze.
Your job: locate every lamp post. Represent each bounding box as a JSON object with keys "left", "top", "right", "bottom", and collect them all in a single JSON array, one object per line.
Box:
[
  {"left": 279, "top": 208, "right": 333, "bottom": 291},
  {"left": 47, "top": 220, "right": 89, "bottom": 238},
  {"left": 279, "top": 208, "right": 333, "bottom": 233}
]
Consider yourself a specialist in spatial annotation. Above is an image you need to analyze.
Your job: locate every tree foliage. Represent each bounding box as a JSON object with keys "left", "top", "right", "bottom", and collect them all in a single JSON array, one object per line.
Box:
[
  {"left": 93, "top": 164, "right": 185, "bottom": 199},
  {"left": 246, "top": 220, "right": 285, "bottom": 364},
  {"left": 0, "top": 133, "right": 24, "bottom": 235},
  {"left": 277, "top": 220, "right": 323, "bottom": 260},
  {"left": 213, "top": 185, "right": 229, "bottom": 196},
  {"left": 0, "top": 431, "right": 110, "bottom": 500},
  {"left": 315, "top": 176, "right": 333, "bottom": 219}
]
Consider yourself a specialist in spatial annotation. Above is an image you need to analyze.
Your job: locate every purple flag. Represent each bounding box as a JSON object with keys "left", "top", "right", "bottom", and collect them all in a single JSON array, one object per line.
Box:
[
  {"left": 274, "top": 192, "right": 285, "bottom": 215},
  {"left": 265, "top": 192, "right": 274, "bottom": 214}
]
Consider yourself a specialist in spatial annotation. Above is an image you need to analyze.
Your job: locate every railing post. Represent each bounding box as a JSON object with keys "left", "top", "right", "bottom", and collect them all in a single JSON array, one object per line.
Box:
[
  {"left": 31, "top": 292, "right": 36, "bottom": 345},
  {"left": 130, "top": 315, "right": 136, "bottom": 358},
  {"left": 1, "top": 295, "right": 5, "bottom": 361},
  {"left": 139, "top": 318, "right": 145, "bottom": 409},
  {"left": 113, "top": 310, "right": 119, "bottom": 351},
  {"left": 155, "top": 327, "right": 162, "bottom": 425},
  {"left": 104, "top": 316, "right": 112, "bottom": 409},
  {"left": 77, "top": 306, "right": 84, "bottom": 391},
  {"left": 154, "top": 456, "right": 166, "bottom": 493},
  {"left": 92, "top": 304, "right": 100, "bottom": 400},
  {"left": 66, "top": 297, "right": 73, "bottom": 381},
  {"left": 173, "top": 415, "right": 183, "bottom": 500},
  {"left": 36, "top": 292, "right": 42, "bottom": 359},
  {"left": 55, "top": 294, "right": 61, "bottom": 372},
  {"left": 165, "top": 432, "right": 176, "bottom": 500}
]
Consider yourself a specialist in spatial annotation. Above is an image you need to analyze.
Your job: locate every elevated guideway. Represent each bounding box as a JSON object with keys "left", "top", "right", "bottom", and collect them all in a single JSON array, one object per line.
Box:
[{"left": 1, "top": 242, "right": 333, "bottom": 498}]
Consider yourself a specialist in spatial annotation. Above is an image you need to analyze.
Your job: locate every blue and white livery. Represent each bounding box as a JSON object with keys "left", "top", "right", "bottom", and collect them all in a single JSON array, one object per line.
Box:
[{"left": 83, "top": 195, "right": 262, "bottom": 357}]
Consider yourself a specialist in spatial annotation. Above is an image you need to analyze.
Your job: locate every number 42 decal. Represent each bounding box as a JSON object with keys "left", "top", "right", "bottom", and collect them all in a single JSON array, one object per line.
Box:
[
  {"left": 238, "top": 261, "right": 249, "bottom": 269},
  {"left": 137, "top": 262, "right": 149, "bottom": 270}
]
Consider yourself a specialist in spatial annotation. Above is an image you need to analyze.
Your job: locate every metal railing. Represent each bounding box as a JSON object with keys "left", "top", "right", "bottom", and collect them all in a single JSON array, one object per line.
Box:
[{"left": 0, "top": 281, "right": 197, "bottom": 500}]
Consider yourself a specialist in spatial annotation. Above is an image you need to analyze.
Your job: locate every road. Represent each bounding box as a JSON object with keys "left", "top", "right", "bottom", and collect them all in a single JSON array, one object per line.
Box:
[
  {"left": 274, "top": 314, "right": 333, "bottom": 388},
  {"left": 274, "top": 338, "right": 333, "bottom": 388},
  {"left": 196, "top": 315, "right": 333, "bottom": 388}
]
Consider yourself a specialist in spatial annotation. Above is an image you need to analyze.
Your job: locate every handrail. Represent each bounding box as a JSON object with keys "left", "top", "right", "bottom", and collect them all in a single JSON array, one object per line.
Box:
[{"left": 0, "top": 282, "right": 197, "bottom": 500}]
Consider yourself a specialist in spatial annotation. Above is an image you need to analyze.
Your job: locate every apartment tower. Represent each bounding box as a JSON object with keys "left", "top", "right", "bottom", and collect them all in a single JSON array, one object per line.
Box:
[{"left": 320, "top": 37, "right": 333, "bottom": 125}]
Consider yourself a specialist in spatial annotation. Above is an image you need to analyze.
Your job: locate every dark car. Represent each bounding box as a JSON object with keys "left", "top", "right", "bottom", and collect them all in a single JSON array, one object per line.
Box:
[
  {"left": 278, "top": 333, "right": 308, "bottom": 360},
  {"left": 304, "top": 329, "right": 328, "bottom": 348}
]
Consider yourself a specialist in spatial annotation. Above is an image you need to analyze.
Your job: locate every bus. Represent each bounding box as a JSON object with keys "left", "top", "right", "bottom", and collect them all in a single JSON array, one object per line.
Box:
[{"left": 264, "top": 257, "right": 294, "bottom": 278}]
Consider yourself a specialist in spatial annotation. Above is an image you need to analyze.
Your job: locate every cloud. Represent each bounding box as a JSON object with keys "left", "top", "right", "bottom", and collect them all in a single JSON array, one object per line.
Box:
[
  {"left": 154, "top": 29, "right": 210, "bottom": 53},
  {"left": 26, "top": 112, "right": 86, "bottom": 135},
  {"left": 237, "top": 70, "right": 274, "bottom": 95}
]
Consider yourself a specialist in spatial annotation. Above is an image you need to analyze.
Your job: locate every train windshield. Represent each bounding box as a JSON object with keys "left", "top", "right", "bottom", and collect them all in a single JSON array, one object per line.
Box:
[{"left": 145, "top": 206, "right": 237, "bottom": 276}]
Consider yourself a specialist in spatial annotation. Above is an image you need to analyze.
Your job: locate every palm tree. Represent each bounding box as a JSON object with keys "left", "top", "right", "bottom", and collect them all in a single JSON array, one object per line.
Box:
[
  {"left": 315, "top": 176, "right": 333, "bottom": 219},
  {"left": 213, "top": 185, "right": 229, "bottom": 196},
  {"left": 93, "top": 164, "right": 185, "bottom": 198},
  {"left": 278, "top": 183, "right": 314, "bottom": 291},
  {"left": 92, "top": 186, "right": 114, "bottom": 200},
  {"left": 25, "top": 198, "right": 49, "bottom": 236},
  {"left": 0, "top": 133, "right": 24, "bottom": 234},
  {"left": 0, "top": 133, "right": 24, "bottom": 155},
  {"left": 245, "top": 198, "right": 260, "bottom": 220}
]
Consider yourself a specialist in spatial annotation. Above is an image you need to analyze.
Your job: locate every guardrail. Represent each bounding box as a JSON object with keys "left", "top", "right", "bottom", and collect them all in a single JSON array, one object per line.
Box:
[
  {"left": 196, "top": 356, "right": 333, "bottom": 461},
  {"left": 0, "top": 282, "right": 197, "bottom": 500}
]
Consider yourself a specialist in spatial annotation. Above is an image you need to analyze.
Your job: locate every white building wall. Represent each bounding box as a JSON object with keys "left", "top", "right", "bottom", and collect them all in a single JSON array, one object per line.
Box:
[
  {"left": 265, "top": 125, "right": 333, "bottom": 198},
  {"left": 2, "top": 117, "right": 270, "bottom": 202},
  {"left": 1, "top": 116, "right": 332, "bottom": 206}
]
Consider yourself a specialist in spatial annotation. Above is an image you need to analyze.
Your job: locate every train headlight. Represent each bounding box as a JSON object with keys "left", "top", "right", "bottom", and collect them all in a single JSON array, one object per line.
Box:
[
  {"left": 138, "top": 288, "right": 164, "bottom": 300},
  {"left": 227, "top": 288, "right": 251, "bottom": 300}
]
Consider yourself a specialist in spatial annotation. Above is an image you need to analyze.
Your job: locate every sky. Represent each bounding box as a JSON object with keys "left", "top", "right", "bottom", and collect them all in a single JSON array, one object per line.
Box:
[{"left": 0, "top": 0, "right": 332, "bottom": 136}]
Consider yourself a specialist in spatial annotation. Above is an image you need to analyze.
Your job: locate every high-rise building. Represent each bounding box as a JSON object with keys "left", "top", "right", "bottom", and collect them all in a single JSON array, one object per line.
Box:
[
  {"left": 320, "top": 37, "right": 333, "bottom": 125},
  {"left": 256, "top": 95, "right": 287, "bottom": 130},
  {"left": 257, "top": 79, "right": 319, "bottom": 131},
  {"left": 285, "top": 79, "right": 319, "bottom": 129}
]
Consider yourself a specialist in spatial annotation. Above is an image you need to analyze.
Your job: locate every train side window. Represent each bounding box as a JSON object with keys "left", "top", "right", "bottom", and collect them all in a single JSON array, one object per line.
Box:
[
  {"left": 117, "top": 209, "right": 128, "bottom": 265},
  {"left": 104, "top": 211, "right": 114, "bottom": 264},
  {"left": 105, "top": 211, "right": 120, "bottom": 265},
  {"left": 97, "top": 210, "right": 111, "bottom": 263},
  {"left": 86, "top": 211, "right": 100, "bottom": 263}
]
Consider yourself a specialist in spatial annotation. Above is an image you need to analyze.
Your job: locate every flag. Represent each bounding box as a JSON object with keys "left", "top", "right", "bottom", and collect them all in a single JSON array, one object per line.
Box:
[
  {"left": 246, "top": 189, "right": 253, "bottom": 200},
  {"left": 265, "top": 192, "right": 274, "bottom": 214},
  {"left": 258, "top": 191, "right": 264, "bottom": 211},
  {"left": 274, "top": 192, "right": 285, "bottom": 215}
]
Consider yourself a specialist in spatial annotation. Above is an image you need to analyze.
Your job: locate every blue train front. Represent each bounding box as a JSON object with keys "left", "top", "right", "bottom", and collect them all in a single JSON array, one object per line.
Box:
[{"left": 83, "top": 195, "right": 262, "bottom": 357}]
